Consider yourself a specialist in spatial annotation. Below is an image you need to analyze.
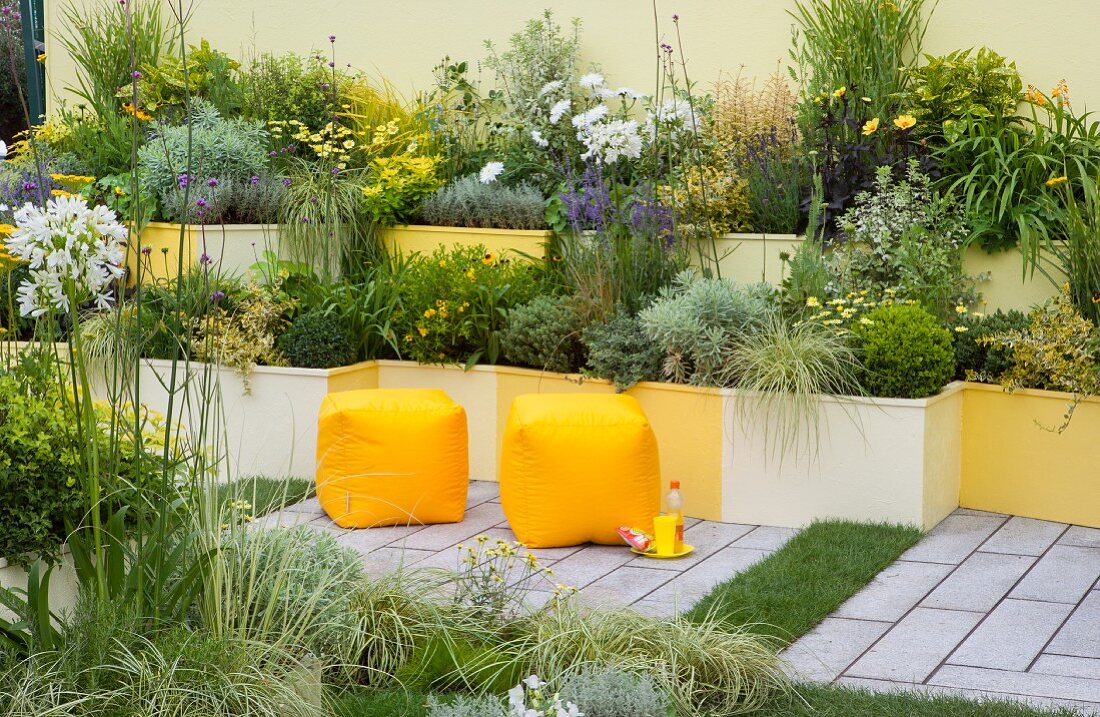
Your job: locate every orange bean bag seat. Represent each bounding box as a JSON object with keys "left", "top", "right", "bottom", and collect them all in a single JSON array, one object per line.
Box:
[
  {"left": 500, "top": 394, "right": 661, "bottom": 548},
  {"left": 316, "top": 388, "right": 468, "bottom": 528}
]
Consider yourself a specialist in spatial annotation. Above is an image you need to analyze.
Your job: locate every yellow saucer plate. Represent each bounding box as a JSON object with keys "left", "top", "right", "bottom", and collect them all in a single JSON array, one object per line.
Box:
[{"left": 630, "top": 543, "right": 695, "bottom": 559}]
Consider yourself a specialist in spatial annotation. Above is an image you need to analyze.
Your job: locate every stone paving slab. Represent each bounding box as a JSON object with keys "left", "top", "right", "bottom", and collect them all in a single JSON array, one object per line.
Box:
[{"left": 783, "top": 508, "right": 1100, "bottom": 715}]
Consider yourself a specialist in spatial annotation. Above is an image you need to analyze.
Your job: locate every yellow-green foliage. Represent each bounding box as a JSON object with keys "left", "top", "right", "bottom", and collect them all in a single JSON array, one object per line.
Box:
[
  {"left": 361, "top": 154, "right": 444, "bottom": 225},
  {"left": 192, "top": 282, "right": 296, "bottom": 387},
  {"left": 711, "top": 71, "right": 799, "bottom": 163},
  {"left": 666, "top": 164, "right": 752, "bottom": 237},
  {"left": 981, "top": 285, "right": 1100, "bottom": 396}
]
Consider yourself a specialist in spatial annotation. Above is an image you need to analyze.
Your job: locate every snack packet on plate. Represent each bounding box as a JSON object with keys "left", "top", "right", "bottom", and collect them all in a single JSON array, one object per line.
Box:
[{"left": 617, "top": 525, "right": 654, "bottom": 552}]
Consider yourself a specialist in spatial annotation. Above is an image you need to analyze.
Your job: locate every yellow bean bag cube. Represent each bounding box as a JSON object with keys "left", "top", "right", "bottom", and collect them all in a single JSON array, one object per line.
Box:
[
  {"left": 500, "top": 394, "right": 661, "bottom": 548},
  {"left": 316, "top": 388, "right": 468, "bottom": 528}
]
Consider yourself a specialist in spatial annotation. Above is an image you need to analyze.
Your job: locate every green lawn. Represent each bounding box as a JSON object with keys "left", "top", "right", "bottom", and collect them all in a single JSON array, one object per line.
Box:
[
  {"left": 687, "top": 519, "right": 923, "bottom": 640},
  {"left": 214, "top": 475, "right": 314, "bottom": 518}
]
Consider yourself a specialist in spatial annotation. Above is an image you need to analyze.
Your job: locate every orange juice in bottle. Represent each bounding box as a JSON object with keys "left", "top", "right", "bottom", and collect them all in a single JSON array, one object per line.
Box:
[{"left": 665, "top": 480, "right": 684, "bottom": 552}]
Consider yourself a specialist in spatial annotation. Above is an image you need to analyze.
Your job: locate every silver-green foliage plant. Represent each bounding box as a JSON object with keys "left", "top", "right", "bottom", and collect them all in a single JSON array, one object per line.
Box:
[
  {"left": 581, "top": 312, "right": 664, "bottom": 390},
  {"left": 501, "top": 294, "right": 585, "bottom": 373},
  {"left": 640, "top": 271, "right": 776, "bottom": 386},
  {"left": 559, "top": 666, "right": 670, "bottom": 717},
  {"left": 426, "top": 693, "right": 507, "bottom": 717},
  {"left": 205, "top": 525, "right": 367, "bottom": 668},
  {"left": 419, "top": 175, "right": 547, "bottom": 230},
  {"left": 160, "top": 174, "right": 287, "bottom": 224},
  {"left": 138, "top": 100, "right": 269, "bottom": 208},
  {"left": 828, "top": 160, "right": 980, "bottom": 322}
]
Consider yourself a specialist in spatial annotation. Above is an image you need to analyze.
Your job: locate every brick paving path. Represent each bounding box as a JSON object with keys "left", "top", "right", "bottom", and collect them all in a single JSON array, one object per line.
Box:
[
  {"left": 267, "top": 484, "right": 1100, "bottom": 712},
  {"left": 783, "top": 509, "right": 1100, "bottom": 714}
]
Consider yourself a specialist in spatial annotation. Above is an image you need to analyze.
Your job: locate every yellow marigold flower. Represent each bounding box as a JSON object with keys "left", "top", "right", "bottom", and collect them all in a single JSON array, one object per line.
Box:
[
  {"left": 1046, "top": 176, "right": 1068, "bottom": 187},
  {"left": 862, "top": 117, "right": 880, "bottom": 135},
  {"left": 404, "top": 334, "right": 413, "bottom": 343},
  {"left": 892, "top": 115, "right": 917, "bottom": 130},
  {"left": 833, "top": 86, "right": 847, "bottom": 98}
]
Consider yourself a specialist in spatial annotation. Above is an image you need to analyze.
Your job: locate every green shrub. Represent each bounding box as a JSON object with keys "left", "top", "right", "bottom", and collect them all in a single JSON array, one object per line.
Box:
[
  {"left": 582, "top": 312, "right": 663, "bottom": 390},
  {"left": 133, "top": 38, "right": 243, "bottom": 118},
  {"left": 899, "top": 47, "right": 1022, "bottom": 141},
  {"left": 160, "top": 174, "right": 287, "bottom": 225},
  {"left": 0, "top": 373, "right": 82, "bottom": 566},
  {"left": 395, "top": 245, "right": 540, "bottom": 366},
  {"left": 559, "top": 666, "right": 671, "bottom": 717},
  {"left": 277, "top": 309, "right": 357, "bottom": 369},
  {"left": 242, "top": 52, "right": 340, "bottom": 131},
  {"left": 853, "top": 304, "right": 954, "bottom": 398},
  {"left": 418, "top": 175, "right": 547, "bottom": 230},
  {"left": 953, "top": 309, "right": 1029, "bottom": 381},
  {"left": 500, "top": 294, "right": 585, "bottom": 373},
  {"left": 639, "top": 271, "right": 775, "bottom": 385}
]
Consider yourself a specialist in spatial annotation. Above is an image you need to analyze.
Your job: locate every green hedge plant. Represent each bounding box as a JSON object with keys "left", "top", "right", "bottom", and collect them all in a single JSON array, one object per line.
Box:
[
  {"left": 500, "top": 294, "right": 585, "bottom": 373},
  {"left": 853, "top": 303, "right": 954, "bottom": 398}
]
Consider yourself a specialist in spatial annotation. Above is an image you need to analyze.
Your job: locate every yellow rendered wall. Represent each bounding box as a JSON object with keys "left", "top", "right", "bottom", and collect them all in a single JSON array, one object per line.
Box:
[
  {"left": 382, "top": 226, "right": 550, "bottom": 260},
  {"left": 960, "top": 384, "right": 1100, "bottom": 529},
  {"left": 45, "top": 2, "right": 1100, "bottom": 116}
]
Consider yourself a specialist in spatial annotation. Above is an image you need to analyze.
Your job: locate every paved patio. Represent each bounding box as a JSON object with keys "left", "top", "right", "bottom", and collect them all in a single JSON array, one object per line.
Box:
[
  {"left": 263, "top": 479, "right": 795, "bottom": 616},
  {"left": 783, "top": 509, "right": 1100, "bottom": 714},
  {"left": 265, "top": 482, "right": 1100, "bottom": 713}
]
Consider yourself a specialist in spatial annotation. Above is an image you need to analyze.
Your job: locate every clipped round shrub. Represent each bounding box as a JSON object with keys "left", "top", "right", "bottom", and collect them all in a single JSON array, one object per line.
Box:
[
  {"left": 277, "top": 310, "right": 357, "bottom": 369},
  {"left": 853, "top": 304, "right": 954, "bottom": 398},
  {"left": 953, "top": 309, "right": 1029, "bottom": 381},
  {"left": 501, "top": 295, "right": 585, "bottom": 374}
]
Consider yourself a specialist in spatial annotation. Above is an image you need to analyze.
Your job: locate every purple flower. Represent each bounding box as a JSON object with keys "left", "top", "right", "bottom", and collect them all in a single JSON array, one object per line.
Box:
[
  {"left": 21, "top": 181, "right": 37, "bottom": 193},
  {"left": 282, "top": 178, "right": 292, "bottom": 188},
  {"left": 328, "top": 61, "right": 335, "bottom": 68},
  {"left": 309, "top": 196, "right": 319, "bottom": 204},
  {"left": 331, "top": 167, "right": 340, "bottom": 175},
  {"left": 672, "top": 13, "right": 679, "bottom": 21},
  {"left": 132, "top": 70, "right": 142, "bottom": 80},
  {"left": 195, "top": 198, "right": 207, "bottom": 207},
  {"left": 328, "top": 34, "right": 336, "bottom": 43},
  {"left": 302, "top": 217, "right": 311, "bottom": 223},
  {"left": 250, "top": 175, "right": 260, "bottom": 185},
  {"left": 177, "top": 173, "right": 190, "bottom": 188},
  {"left": 211, "top": 290, "right": 225, "bottom": 303},
  {"left": 141, "top": 246, "right": 152, "bottom": 256},
  {"left": 269, "top": 150, "right": 278, "bottom": 157},
  {"left": 207, "top": 178, "right": 218, "bottom": 188},
  {"left": 199, "top": 253, "right": 212, "bottom": 265},
  {"left": 1, "top": 8, "right": 10, "bottom": 15}
]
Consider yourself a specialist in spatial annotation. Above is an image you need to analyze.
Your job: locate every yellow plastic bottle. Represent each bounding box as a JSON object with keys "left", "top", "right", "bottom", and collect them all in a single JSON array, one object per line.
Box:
[{"left": 665, "top": 480, "right": 684, "bottom": 553}]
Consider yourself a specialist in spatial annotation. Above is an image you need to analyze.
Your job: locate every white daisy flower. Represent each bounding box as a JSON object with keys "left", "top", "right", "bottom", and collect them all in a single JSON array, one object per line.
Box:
[{"left": 478, "top": 161, "right": 505, "bottom": 184}]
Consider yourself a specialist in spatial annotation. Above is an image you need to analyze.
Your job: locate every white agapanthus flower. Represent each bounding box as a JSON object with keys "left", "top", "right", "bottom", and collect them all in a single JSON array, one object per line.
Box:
[
  {"left": 0, "top": 139, "right": 7, "bottom": 159},
  {"left": 479, "top": 161, "right": 505, "bottom": 184},
  {"left": 578, "top": 72, "right": 606, "bottom": 89},
  {"left": 538, "top": 80, "right": 564, "bottom": 96},
  {"left": 508, "top": 675, "right": 583, "bottom": 717},
  {"left": 530, "top": 129, "right": 549, "bottom": 148},
  {"left": 570, "top": 104, "right": 609, "bottom": 130},
  {"left": 6, "top": 195, "right": 127, "bottom": 317},
  {"left": 578, "top": 119, "right": 643, "bottom": 164},
  {"left": 548, "top": 99, "right": 571, "bottom": 125}
]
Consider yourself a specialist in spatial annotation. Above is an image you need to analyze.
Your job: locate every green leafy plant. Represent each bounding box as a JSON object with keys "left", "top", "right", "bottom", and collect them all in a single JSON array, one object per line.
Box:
[
  {"left": 581, "top": 311, "right": 663, "bottom": 390},
  {"left": 277, "top": 309, "right": 357, "bottom": 369},
  {"left": 828, "top": 161, "right": 981, "bottom": 322},
  {"left": 130, "top": 38, "right": 243, "bottom": 118},
  {"left": 161, "top": 175, "right": 287, "bottom": 225},
  {"left": 312, "top": 260, "right": 406, "bottom": 361},
  {"left": 853, "top": 303, "right": 955, "bottom": 398},
  {"left": 418, "top": 175, "right": 547, "bottom": 230},
  {"left": 954, "top": 309, "right": 1028, "bottom": 381},
  {"left": 500, "top": 294, "right": 585, "bottom": 374},
  {"left": 1045, "top": 171, "right": 1100, "bottom": 324},
  {"left": 191, "top": 280, "right": 295, "bottom": 384},
  {"left": 241, "top": 52, "right": 337, "bottom": 130},
  {"left": 899, "top": 47, "right": 1022, "bottom": 142},
  {"left": 361, "top": 155, "right": 444, "bottom": 226},
  {"left": 0, "top": 371, "right": 83, "bottom": 566},
  {"left": 395, "top": 245, "right": 539, "bottom": 367},
  {"left": 640, "top": 271, "right": 775, "bottom": 386}
]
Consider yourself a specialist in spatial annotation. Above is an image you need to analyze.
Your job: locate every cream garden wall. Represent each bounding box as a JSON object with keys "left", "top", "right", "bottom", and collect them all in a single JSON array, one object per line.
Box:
[{"left": 44, "top": 0, "right": 1100, "bottom": 114}]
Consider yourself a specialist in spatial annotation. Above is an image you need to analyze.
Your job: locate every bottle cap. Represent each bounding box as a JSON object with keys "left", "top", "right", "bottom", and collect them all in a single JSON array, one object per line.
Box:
[{"left": 670, "top": 480, "right": 680, "bottom": 489}]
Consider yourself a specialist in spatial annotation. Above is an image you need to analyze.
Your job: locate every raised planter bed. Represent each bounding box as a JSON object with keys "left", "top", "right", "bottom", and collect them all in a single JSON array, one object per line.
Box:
[
  {"left": 122, "top": 358, "right": 963, "bottom": 529},
  {"left": 383, "top": 225, "right": 552, "bottom": 258},
  {"left": 127, "top": 222, "right": 282, "bottom": 283},
  {"left": 961, "top": 382, "right": 1100, "bottom": 528}
]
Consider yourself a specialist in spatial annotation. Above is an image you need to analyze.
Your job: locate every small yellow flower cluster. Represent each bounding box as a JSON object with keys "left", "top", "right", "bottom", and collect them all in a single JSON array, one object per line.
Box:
[
  {"left": 796, "top": 289, "right": 914, "bottom": 336},
  {"left": 0, "top": 223, "right": 19, "bottom": 266},
  {"left": 859, "top": 115, "right": 916, "bottom": 135},
  {"left": 271, "top": 119, "right": 355, "bottom": 167},
  {"left": 121, "top": 102, "right": 153, "bottom": 122}
]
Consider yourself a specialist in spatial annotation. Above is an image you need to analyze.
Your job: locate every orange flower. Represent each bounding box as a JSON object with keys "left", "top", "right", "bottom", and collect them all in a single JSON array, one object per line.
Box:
[
  {"left": 1025, "top": 85, "right": 1047, "bottom": 107},
  {"left": 892, "top": 115, "right": 917, "bottom": 131},
  {"left": 862, "top": 117, "right": 880, "bottom": 135},
  {"left": 1046, "top": 176, "right": 1068, "bottom": 187}
]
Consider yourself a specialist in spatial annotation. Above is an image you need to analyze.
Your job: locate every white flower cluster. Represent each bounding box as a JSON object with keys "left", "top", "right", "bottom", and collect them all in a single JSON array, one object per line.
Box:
[
  {"left": 579, "top": 119, "right": 643, "bottom": 163},
  {"left": 4, "top": 195, "right": 127, "bottom": 317},
  {"left": 645, "top": 98, "right": 698, "bottom": 137},
  {"left": 508, "top": 675, "right": 583, "bottom": 717}
]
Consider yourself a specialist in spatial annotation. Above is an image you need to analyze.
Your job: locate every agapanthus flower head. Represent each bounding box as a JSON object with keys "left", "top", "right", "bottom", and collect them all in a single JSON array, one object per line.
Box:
[
  {"left": 6, "top": 195, "right": 127, "bottom": 317},
  {"left": 578, "top": 118, "right": 642, "bottom": 164}
]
